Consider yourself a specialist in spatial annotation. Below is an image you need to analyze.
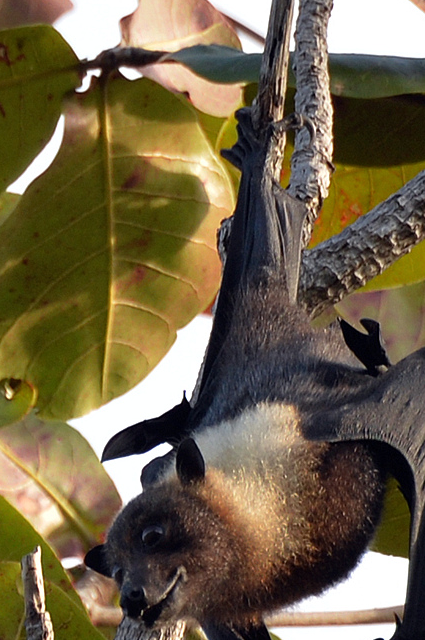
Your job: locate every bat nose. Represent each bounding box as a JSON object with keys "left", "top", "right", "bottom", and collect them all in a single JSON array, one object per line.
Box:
[{"left": 120, "top": 584, "right": 148, "bottom": 618}]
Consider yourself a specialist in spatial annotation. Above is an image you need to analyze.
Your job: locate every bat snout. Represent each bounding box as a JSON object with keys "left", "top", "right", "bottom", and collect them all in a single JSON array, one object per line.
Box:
[{"left": 120, "top": 583, "right": 148, "bottom": 619}]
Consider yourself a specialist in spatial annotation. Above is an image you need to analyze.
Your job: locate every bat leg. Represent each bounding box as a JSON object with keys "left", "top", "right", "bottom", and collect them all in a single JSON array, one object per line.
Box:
[{"left": 339, "top": 317, "right": 391, "bottom": 376}]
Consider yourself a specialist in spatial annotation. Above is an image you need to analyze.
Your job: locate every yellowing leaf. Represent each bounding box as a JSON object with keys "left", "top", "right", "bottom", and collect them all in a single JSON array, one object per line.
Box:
[{"left": 0, "top": 75, "right": 234, "bottom": 419}]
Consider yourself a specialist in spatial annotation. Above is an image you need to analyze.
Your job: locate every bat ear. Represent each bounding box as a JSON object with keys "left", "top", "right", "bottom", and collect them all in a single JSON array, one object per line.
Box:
[
  {"left": 176, "top": 438, "right": 205, "bottom": 486},
  {"left": 84, "top": 545, "right": 112, "bottom": 577}
]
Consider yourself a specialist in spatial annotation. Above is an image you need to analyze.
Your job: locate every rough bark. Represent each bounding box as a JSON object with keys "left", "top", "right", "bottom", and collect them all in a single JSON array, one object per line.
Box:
[
  {"left": 300, "top": 168, "right": 425, "bottom": 316},
  {"left": 288, "top": 0, "right": 334, "bottom": 246},
  {"left": 21, "top": 547, "right": 54, "bottom": 640}
]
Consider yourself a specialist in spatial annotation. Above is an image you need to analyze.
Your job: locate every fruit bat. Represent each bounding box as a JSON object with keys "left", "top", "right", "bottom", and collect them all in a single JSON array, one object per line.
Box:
[{"left": 85, "top": 107, "right": 425, "bottom": 640}]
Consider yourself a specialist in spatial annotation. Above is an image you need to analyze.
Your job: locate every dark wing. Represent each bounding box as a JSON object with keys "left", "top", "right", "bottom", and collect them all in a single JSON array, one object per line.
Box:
[{"left": 303, "top": 346, "right": 425, "bottom": 640}]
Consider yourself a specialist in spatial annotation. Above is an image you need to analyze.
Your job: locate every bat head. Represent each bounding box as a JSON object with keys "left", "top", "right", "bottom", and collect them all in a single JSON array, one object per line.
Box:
[{"left": 85, "top": 438, "right": 234, "bottom": 626}]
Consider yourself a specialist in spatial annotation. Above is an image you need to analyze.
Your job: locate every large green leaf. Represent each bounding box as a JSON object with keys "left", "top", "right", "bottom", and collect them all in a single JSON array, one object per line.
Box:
[
  {"left": 0, "top": 74, "right": 234, "bottom": 419},
  {"left": 0, "top": 25, "right": 80, "bottom": 190},
  {"left": 0, "top": 413, "right": 122, "bottom": 559},
  {"left": 0, "top": 499, "right": 105, "bottom": 640}
]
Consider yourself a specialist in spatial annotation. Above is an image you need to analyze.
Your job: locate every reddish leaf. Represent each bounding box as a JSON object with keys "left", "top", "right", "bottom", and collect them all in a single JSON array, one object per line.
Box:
[
  {"left": 408, "top": 0, "right": 425, "bottom": 13},
  {"left": 0, "top": 0, "right": 73, "bottom": 27},
  {"left": 120, "top": 0, "right": 242, "bottom": 116},
  {"left": 0, "top": 413, "right": 122, "bottom": 559}
]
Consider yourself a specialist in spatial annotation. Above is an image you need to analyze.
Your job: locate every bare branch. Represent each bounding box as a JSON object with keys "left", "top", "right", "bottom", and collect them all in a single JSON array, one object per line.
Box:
[
  {"left": 300, "top": 168, "right": 425, "bottom": 316},
  {"left": 114, "top": 617, "right": 186, "bottom": 640},
  {"left": 251, "top": 0, "right": 295, "bottom": 132},
  {"left": 266, "top": 604, "right": 403, "bottom": 627},
  {"left": 288, "top": 0, "right": 334, "bottom": 245},
  {"left": 21, "top": 546, "right": 54, "bottom": 640}
]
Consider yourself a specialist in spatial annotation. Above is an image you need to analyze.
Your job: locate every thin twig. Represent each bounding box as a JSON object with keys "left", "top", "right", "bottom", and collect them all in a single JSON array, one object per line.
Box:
[
  {"left": 21, "top": 546, "right": 54, "bottom": 640},
  {"left": 266, "top": 604, "right": 403, "bottom": 627}
]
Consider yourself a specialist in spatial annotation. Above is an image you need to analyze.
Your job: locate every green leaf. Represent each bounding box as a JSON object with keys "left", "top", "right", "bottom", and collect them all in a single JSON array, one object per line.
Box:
[
  {"left": 0, "top": 74, "right": 234, "bottom": 419},
  {"left": 170, "top": 44, "right": 425, "bottom": 99},
  {"left": 0, "top": 379, "right": 37, "bottom": 427},
  {"left": 0, "top": 561, "right": 26, "bottom": 640},
  {"left": 0, "top": 25, "right": 80, "bottom": 191},
  {"left": 371, "top": 477, "right": 409, "bottom": 558},
  {"left": 46, "top": 579, "right": 107, "bottom": 640},
  {"left": 332, "top": 94, "right": 425, "bottom": 168},
  {"left": 169, "top": 45, "right": 260, "bottom": 84},
  {"left": 328, "top": 54, "right": 425, "bottom": 99},
  {"left": 0, "top": 495, "right": 81, "bottom": 597},
  {"left": 0, "top": 413, "right": 122, "bottom": 558},
  {"left": 0, "top": 191, "right": 19, "bottom": 220}
]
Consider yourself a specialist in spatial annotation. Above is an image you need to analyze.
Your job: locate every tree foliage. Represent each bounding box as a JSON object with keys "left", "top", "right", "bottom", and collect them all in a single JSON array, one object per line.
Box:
[{"left": 0, "top": 0, "right": 424, "bottom": 636}]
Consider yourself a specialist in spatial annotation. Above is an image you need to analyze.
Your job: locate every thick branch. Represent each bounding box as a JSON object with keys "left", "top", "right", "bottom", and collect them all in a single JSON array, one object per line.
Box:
[
  {"left": 299, "top": 168, "right": 425, "bottom": 316},
  {"left": 288, "top": 0, "right": 334, "bottom": 245}
]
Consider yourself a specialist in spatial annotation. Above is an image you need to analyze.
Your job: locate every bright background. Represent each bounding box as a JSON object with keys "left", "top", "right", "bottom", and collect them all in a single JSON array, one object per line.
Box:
[{"left": 12, "top": 0, "right": 425, "bottom": 638}]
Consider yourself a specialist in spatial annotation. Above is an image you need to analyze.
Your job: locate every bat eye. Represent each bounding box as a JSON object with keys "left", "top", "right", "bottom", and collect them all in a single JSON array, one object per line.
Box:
[{"left": 141, "top": 524, "right": 164, "bottom": 548}]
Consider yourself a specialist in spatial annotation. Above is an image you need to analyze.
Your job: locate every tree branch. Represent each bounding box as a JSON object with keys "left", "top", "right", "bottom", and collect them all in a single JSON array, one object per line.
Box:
[
  {"left": 251, "top": 0, "right": 295, "bottom": 131},
  {"left": 266, "top": 604, "right": 403, "bottom": 627},
  {"left": 288, "top": 0, "right": 334, "bottom": 246},
  {"left": 114, "top": 617, "right": 186, "bottom": 640},
  {"left": 300, "top": 168, "right": 425, "bottom": 316}
]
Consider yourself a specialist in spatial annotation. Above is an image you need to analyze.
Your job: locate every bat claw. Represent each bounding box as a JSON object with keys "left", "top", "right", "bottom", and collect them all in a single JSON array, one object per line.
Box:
[{"left": 273, "top": 112, "right": 316, "bottom": 148}]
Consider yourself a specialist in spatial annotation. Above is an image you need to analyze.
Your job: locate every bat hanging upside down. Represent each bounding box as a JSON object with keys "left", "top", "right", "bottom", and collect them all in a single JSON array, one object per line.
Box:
[{"left": 86, "top": 107, "right": 425, "bottom": 640}]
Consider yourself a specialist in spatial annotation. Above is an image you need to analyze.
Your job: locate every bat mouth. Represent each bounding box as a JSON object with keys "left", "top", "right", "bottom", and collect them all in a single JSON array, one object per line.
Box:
[{"left": 142, "top": 566, "right": 187, "bottom": 627}]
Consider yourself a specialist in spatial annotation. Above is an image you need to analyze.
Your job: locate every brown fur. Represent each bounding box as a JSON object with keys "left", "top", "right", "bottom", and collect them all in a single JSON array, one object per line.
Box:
[{"left": 93, "top": 275, "right": 386, "bottom": 630}]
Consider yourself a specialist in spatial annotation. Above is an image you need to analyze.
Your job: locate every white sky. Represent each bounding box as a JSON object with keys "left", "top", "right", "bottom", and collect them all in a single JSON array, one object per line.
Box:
[{"left": 18, "top": 0, "right": 425, "bottom": 638}]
